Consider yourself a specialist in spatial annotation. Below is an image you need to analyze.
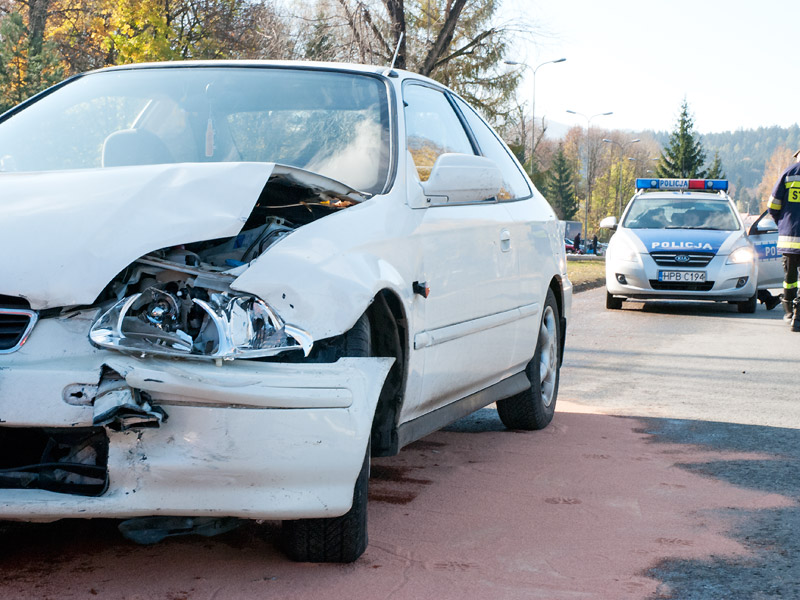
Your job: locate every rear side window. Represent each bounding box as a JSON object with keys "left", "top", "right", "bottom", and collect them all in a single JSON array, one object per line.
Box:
[{"left": 452, "top": 96, "right": 532, "bottom": 201}]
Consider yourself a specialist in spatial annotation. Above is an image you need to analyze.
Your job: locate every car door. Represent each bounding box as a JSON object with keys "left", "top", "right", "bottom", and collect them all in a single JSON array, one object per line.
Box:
[
  {"left": 401, "top": 82, "right": 521, "bottom": 420},
  {"left": 748, "top": 210, "right": 783, "bottom": 288},
  {"left": 450, "top": 95, "right": 550, "bottom": 370}
]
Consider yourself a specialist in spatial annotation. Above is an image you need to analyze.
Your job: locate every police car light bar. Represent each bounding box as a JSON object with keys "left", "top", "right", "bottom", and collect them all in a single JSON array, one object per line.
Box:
[{"left": 635, "top": 178, "right": 728, "bottom": 191}]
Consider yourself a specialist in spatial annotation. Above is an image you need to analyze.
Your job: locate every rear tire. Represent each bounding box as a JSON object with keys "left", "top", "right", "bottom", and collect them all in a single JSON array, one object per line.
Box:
[
  {"left": 497, "top": 289, "right": 560, "bottom": 430},
  {"left": 738, "top": 292, "right": 757, "bottom": 314},
  {"left": 606, "top": 291, "right": 623, "bottom": 310},
  {"left": 281, "top": 315, "right": 372, "bottom": 563}
]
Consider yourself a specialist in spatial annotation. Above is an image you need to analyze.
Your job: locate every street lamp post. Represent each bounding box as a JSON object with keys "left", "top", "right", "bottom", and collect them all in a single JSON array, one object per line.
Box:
[
  {"left": 504, "top": 58, "right": 566, "bottom": 172},
  {"left": 603, "top": 137, "right": 640, "bottom": 218},
  {"left": 566, "top": 110, "right": 612, "bottom": 241}
]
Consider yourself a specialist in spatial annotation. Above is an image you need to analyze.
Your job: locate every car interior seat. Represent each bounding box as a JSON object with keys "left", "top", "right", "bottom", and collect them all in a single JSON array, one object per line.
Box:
[{"left": 102, "top": 129, "right": 174, "bottom": 167}]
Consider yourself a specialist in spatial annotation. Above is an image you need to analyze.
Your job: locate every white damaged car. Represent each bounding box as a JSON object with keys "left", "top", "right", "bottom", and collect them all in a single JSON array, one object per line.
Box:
[{"left": 0, "top": 61, "right": 571, "bottom": 562}]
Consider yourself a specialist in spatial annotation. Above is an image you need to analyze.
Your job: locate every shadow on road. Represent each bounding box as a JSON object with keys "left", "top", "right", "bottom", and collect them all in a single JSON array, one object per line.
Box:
[
  {"left": 619, "top": 300, "right": 784, "bottom": 320},
  {"left": 636, "top": 417, "right": 800, "bottom": 600}
]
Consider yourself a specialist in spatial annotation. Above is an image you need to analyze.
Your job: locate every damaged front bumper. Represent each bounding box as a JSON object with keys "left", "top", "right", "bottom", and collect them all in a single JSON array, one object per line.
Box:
[{"left": 0, "top": 313, "right": 392, "bottom": 521}]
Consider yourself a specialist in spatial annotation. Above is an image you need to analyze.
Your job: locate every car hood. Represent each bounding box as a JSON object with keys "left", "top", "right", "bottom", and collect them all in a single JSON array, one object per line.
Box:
[
  {"left": 0, "top": 162, "right": 276, "bottom": 310},
  {"left": 628, "top": 228, "right": 739, "bottom": 255}
]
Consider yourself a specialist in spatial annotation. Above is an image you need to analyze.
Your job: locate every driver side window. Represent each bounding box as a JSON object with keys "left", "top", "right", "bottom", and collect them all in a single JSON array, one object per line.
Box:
[{"left": 403, "top": 83, "right": 474, "bottom": 181}]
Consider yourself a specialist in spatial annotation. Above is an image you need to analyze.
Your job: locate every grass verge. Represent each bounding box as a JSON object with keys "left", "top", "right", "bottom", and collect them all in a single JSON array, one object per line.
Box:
[{"left": 567, "top": 259, "right": 606, "bottom": 290}]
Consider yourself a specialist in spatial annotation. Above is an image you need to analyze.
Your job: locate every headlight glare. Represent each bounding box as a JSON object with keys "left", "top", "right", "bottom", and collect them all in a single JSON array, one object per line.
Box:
[{"left": 726, "top": 246, "right": 755, "bottom": 265}]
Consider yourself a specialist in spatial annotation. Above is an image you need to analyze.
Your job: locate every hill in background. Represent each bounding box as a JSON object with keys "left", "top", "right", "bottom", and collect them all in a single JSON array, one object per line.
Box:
[{"left": 649, "top": 125, "right": 800, "bottom": 192}]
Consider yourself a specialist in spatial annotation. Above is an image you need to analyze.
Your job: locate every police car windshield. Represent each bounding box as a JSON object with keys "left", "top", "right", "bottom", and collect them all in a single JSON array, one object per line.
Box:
[{"left": 623, "top": 197, "right": 738, "bottom": 231}]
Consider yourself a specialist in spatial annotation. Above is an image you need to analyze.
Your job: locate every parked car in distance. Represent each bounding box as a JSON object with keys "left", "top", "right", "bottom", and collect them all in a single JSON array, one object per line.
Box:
[{"left": 0, "top": 61, "right": 572, "bottom": 563}]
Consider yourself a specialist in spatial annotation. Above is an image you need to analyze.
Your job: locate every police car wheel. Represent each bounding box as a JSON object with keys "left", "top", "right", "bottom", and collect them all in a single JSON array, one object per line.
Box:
[
  {"left": 606, "top": 291, "right": 623, "bottom": 310},
  {"left": 737, "top": 292, "right": 757, "bottom": 314},
  {"left": 496, "top": 289, "right": 560, "bottom": 431}
]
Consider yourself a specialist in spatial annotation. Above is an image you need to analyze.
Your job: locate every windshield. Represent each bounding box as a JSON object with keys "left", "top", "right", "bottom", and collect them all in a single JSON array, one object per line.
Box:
[
  {"left": 622, "top": 196, "right": 739, "bottom": 231},
  {"left": 0, "top": 67, "right": 392, "bottom": 194}
]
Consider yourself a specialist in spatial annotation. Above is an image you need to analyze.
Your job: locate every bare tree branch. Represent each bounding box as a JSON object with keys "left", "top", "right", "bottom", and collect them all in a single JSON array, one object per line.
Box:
[
  {"left": 419, "top": 0, "right": 466, "bottom": 76},
  {"left": 429, "top": 26, "right": 496, "bottom": 72},
  {"left": 382, "top": 0, "right": 405, "bottom": 69}
]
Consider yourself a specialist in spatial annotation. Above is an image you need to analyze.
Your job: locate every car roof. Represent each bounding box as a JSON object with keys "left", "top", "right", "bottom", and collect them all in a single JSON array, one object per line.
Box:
[
  {"left": 632, "top": 190, "right": 732, "bottom": 202},
  {"left": 84, "top": 59, "right": 441, "bottom": 86}
]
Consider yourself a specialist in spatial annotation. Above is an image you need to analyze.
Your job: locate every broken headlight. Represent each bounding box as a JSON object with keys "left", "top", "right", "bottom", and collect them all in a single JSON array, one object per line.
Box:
[{"left": 89, "top": 287, "right": 312, "bottom": 360}]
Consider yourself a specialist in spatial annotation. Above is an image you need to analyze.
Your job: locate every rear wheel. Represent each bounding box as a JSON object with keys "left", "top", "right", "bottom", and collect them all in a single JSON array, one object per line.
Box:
[
  {"left": 282, "top": 315, "right": 372, "bottom": 563},
  {"left": 737, "top": 292, "right": 757, "bottom": 314},
  {"left": 497, "top": 289, "right": 560, "bottom": 430},
  {"left": 606, "top": 291, "right": 623, "bottom": 310}
]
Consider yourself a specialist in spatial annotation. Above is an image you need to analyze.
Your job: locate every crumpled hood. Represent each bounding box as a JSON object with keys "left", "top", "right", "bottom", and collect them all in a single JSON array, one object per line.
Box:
[{"left": 0, "top": 162, "right": 275, "bottom": 309}]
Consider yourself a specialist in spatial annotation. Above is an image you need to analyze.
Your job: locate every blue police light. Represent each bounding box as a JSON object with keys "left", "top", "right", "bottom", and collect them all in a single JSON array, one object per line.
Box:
[{"left": 635, "top": 178, "right": 728, "bottom": 191}]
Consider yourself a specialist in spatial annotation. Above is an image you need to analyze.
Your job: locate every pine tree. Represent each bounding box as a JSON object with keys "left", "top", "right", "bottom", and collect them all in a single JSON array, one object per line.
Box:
[
  {"left": 656, "top": 99, "right": 707, "bottom": 178},
  {"left": 706, "top": 151, "right": 725, "bottom": 179},
  {"left": 546, "top": 143, "right": 578, "bottom": 220}
]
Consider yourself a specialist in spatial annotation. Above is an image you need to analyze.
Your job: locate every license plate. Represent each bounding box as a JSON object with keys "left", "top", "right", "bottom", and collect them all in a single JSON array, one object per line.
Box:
[{"left": 658, "top": 270, "right": 706, "bottom": 282}]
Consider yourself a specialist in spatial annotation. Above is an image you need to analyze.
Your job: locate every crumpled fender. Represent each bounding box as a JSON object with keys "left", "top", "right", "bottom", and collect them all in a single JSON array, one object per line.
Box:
[{"left": 231, "top": 197, "right": 412, "bottom": 340}]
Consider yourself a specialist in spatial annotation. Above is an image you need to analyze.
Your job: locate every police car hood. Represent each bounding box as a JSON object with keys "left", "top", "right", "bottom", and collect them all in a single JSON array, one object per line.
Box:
[{"left": 625, "top": 228, "right": 742, "bottom": 255}]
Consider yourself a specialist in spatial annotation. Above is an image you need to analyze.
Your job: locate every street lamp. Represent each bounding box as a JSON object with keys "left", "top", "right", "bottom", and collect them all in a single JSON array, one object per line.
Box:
[
  {"left": 566, "top": 110, "right": 613, "bottom": 240},
  {"left": 603, "top": 137, "right": 640, "bottom": 217},
  {"left": 504, "top": 58, "right": 566, "bottom": 172}
]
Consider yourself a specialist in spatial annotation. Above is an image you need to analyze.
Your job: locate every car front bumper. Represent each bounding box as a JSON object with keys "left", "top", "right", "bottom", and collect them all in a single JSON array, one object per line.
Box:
[
  {"left": 606, "top": 254, "right": 757, "bottom": 301},
  {"left": 0, "top": 314, "right": 392, "bottom": 522}
]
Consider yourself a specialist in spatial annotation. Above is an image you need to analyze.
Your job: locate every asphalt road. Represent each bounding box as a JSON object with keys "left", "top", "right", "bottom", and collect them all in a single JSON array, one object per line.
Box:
[
  {"left": 560, "top": 287, "right": 800, "bottom": 599},
  {"left": 0, "top": 287, "right": 797, "bottom": 599}
]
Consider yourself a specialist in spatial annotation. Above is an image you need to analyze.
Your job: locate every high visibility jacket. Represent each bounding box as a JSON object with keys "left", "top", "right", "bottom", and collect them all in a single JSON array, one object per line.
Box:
[{"left": 768, "top": 161, "right": 800, "bottom": 255}]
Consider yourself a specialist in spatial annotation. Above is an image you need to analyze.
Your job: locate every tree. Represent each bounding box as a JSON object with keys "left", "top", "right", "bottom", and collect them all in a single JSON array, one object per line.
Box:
[
  {"left": 656, "top": 98, "right": 706, "bottom": 178},
  {"left": 0, "top": 9, "right": 63, "bottom": 112},
  {"left": 293, "top": 0, "right": 524, "bottom": 121},
  {"left": 546, "top": 143, "right": 577, "bottom": 220},
  {"left": 706, "top": 150, "right": 725, "bottom": 179},
  {"left": 757, "top": 146, "right": 794, "bottom": 211}
]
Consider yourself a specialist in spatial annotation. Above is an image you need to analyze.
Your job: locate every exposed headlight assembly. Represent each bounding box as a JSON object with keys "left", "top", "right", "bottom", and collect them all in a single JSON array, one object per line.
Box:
[
  {"left": 726, "top": 246, "right": 756, "bottom": 265},
  {"left": 90, "top": 287, "right": 312, "bottom": 360}
]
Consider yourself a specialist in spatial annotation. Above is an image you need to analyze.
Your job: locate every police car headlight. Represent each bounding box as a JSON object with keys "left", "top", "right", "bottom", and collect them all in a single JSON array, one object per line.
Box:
[{"left": 726, "top": 246, "right": 755, "bottom": 265}]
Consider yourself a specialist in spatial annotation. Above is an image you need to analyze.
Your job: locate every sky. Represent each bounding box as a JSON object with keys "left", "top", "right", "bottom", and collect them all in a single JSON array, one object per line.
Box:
[{"left": 500, "top": 0, "right": 797, "bottom": 135}]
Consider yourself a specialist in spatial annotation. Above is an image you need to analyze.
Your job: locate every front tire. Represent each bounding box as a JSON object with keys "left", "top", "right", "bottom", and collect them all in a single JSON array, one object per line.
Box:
[
  {"left": 282, "top": 315, "right": 372, "bottom": 563},
  {"left": 738, "top": 292, "right": 757, "bottom": 314},
  {"left": 497, "top": 289, "right": 560, "bottom": 430},
  {"left": 283, "top": 446, "right": 370, "bottom": 563},
  {"left": 606, "top": 291, "right": 623, "bottom": 310}
]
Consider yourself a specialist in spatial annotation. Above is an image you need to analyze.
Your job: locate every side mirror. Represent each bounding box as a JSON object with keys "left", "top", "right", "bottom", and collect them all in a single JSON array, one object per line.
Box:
[
  {"left": 748, "top": 210, "right": 778, "bottom": 236},
  {"left": 419, "top": 153, "right": 503, "bottom": 205},
  {"left": 599, "top": 216, "right": 618, "bottom": 230}
]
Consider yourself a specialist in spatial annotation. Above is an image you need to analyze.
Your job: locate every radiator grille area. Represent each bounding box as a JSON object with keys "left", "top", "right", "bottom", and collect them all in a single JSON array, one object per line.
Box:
[
  {"left": 0, "top": 297, "right": 36, "bottom": 353},
  {"left": 650, "top": 252, "right": 714, "bottom": 267},
  {"left": 649, "top": 280, "right": 715, "bottom": 292}
]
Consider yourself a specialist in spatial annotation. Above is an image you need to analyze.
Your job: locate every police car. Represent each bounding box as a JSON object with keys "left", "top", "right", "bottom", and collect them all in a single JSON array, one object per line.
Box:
[{"left": 601, "top": 178, "right": 758, "bottom": 312}]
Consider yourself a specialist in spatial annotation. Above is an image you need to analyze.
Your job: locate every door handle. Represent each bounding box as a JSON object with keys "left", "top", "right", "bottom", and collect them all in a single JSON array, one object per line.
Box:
[{"left": 500, "top": 229, "right": 511, "bottom": 252}]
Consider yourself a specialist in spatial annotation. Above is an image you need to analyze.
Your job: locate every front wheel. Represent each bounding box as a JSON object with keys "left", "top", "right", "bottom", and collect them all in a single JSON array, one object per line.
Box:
[
  {"left": 497, "top": 288, "right": 560, "bottom": 430},
  {"left": 737, "top": 292, "right": 757, "bottom": 314},
  {"left": 282, "top": 314, "right": 372, "bottom": 563},
  {"left": 282, "top": 446, "right": 369, "bottom": 563},
  {"left": 606, "top": 291, "right": 623, "bottom": 310}
]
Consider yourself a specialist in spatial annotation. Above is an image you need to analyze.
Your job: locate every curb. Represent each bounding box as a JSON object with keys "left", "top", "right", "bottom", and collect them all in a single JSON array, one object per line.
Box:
[{"left": 573, "top": 279, "right": 605, "bottom": 294}]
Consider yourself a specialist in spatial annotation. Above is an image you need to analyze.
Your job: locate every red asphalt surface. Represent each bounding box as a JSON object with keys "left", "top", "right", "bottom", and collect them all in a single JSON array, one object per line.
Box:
[{"left": 0, "top": 400, "right": 790, "bottom": 599}]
